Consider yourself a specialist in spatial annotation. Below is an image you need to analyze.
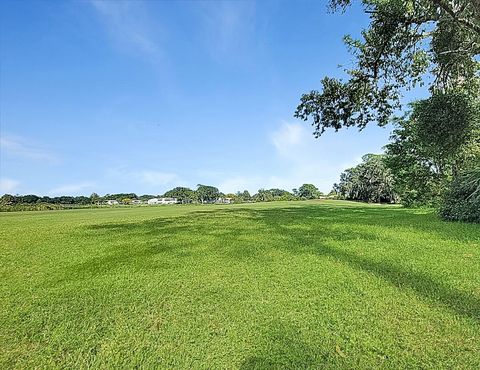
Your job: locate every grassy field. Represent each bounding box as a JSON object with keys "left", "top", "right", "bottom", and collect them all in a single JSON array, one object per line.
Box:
[{"left": 1, "top": 200, "right": 479, "bottom": 369}]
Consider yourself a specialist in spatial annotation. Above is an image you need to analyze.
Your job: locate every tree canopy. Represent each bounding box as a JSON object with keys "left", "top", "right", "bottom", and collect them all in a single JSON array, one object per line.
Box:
[
  {"left": 252, "top": 188, "right": 296, "bottom": 202},
  {"left": 440, "top": 165, "right": 480, "bottom": 222},
  {"left": 297, "top": 184, "right": 322, "bottom": 199},
  {"left": 295, "top": 0, "right": 480, "bottom": 136},
  {"left": 384, "top": 93, "right": 479, "bottom": 206},
  {"left": 334, "top": 154, "right": 397, "bottom": 203},
  {"left": 196, "top": 184, "right": 220, "bottom": 203},
  {"left": 163, "top": 187, "right": 196, "bottom": 203}
]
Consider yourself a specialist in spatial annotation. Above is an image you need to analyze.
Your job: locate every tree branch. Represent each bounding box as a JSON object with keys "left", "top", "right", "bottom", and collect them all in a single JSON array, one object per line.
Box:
[{"left": 431, "top": 0, "right": 480, "bottom": 35}]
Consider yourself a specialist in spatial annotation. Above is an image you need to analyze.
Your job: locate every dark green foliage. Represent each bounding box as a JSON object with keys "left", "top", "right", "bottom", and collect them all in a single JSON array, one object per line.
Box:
[
  {"left": 298, "top": 184, "right": 322, "bottom": 199},
  {"left": 236, "top": 190, "right": 252, "bottom": 202},
  {"left": 413, "top": 91, "right": 479, "bottom": 168},
  {"left": 335, "top": 154, "right": 397, "bottom": 203},
  {"left": 90, "top": 193, "right": 100, "bottom": 204},
  {"left": 163, "top": 187, "right": 196, "bottom": 203},
  {"left": 440, "top": 166, "right": 480, "bottom": 223},
  {"left": 385, "top": 114, "right": 446, "bottom": 206},
  {"left": 385, "top": 93, "right": 480, "bottom": 207},
  {"left": 196, "top": 184, "right": 220, "bottom": 203},
  {"left": 253, "top": 189, "right": 296, "bottom": 202},
  {"left": 0, "top": 194, "right": 16, "bottom": 205},
  {"left": 253, "top": 189, "right": 274, "bottom": 202},
  {"left": 104, "top": 193, "right": 138, "bottom": 202},
  {"left": 138, "top": 194, "right": 156, "bottom": 201}
]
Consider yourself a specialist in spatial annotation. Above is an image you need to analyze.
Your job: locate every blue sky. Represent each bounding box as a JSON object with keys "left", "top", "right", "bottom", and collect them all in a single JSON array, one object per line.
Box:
[{"left": 1, "top": 0, "right": 402, "bottom": 196}]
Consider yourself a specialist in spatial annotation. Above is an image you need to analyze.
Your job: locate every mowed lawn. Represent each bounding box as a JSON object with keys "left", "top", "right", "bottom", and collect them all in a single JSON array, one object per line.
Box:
[{"left": 1, "top": 201, "right": 479, "bottom": 369}]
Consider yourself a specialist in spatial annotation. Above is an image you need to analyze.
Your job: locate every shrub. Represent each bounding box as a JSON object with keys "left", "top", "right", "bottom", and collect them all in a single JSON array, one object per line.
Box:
[{"left": 440, "top": 166, "right": 480, "bottom": 223}]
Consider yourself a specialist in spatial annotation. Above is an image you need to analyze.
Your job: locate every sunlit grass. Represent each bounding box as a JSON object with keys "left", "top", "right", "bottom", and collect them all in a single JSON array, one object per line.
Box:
[{"left": 1, "top": 200, "right": 479, "bottom": 368}]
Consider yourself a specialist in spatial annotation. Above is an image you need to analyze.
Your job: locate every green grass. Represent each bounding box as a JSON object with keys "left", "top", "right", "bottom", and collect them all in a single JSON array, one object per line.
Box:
[{"left": 1, "top": 200, "right": 479, "bottom": 369}]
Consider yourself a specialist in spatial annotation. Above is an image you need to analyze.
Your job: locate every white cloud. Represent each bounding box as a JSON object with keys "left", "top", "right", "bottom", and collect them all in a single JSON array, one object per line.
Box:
[
  {"left": 266, "top": 123, "right": 369, "bottom": 192},
  {"left": 271, "top": 121, "right": 308, "bottom": 155},
  {"left": 48, "top": 182, "right": 95, "bottom": 196},
  {"left": 0, "top": 178, "right": 20, "bottom": 194},
  {"left": 214, "top": 121, "right": 387, "bottom": 194},
  {"left": 89, "top": 0, "right": 163, "bottom": 62},
  {"left": 0, "top": 135, "right": 59, "bottom": 164}
]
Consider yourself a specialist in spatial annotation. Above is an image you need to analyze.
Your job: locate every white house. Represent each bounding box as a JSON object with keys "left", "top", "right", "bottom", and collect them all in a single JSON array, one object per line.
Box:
[
  {"left": 131, "top": 199, "right": 143, "bottom": 205},
  {"left": 147, "top": 197, "right": 177, "bottom": 205},
  {"left": 106, "top": 200, "right": 119, "bottom": 205},
  {"left": 217, "top": 197, "right": 233, "bottom": 204}
]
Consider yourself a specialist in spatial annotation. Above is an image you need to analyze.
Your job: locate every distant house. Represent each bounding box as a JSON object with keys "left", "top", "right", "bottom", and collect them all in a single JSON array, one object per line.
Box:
[
  {"left": 217, "top": 197, "right": 233, "bottom": 204},
  {"left": 147, "top": 197, "right": 177, "bottom": 205},
  {"left": 131, "top": 199, "right": 143, "bottom": 205},
  {"left": 106, "top": 200, "right": 119, "bottom": 205}
]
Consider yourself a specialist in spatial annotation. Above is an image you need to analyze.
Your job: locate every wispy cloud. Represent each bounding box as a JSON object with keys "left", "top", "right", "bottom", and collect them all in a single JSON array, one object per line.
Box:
[
  {"left": 268, "top": 121, "right": 363, "bottom": 191},
  {"left": 0, "top": 178, "right": 20, "bottom": 194},
  {"left": 89, "top": 0, "right": 164, "bottom": 62},
  {"left": 271, "top": 121, "right": 307, "bottom": 156},
  {"left": 200, "top": 1, "right": 256, "bottom": 60},
  {"left": 215, "top": 121, "right": 381, "bottom": 194},
  {"left": 0, "top": 134, "right": 59, "bottom": 164},
  {"left": 48, "top": 182, "right": 96, "bottom": 196}
]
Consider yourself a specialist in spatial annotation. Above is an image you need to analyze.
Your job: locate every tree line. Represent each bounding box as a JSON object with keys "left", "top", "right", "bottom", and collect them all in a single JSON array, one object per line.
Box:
[{"left": 0, "top": 183, "right": 329, "bottom": 210}]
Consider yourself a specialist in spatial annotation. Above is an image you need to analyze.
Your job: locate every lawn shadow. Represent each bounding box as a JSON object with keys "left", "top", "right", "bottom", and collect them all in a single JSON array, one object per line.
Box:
[
  {"left": 47, "top": 210, "right": 270, "bottom": 286},
  {"left": 54, "top": 203, "right": 480, "bottom": 322},
  {"left": 240, "top": 205, "right": 480, "bottom": 322},
  {"left": 239, "top": 320, "right": 339, "bottom": 369}
]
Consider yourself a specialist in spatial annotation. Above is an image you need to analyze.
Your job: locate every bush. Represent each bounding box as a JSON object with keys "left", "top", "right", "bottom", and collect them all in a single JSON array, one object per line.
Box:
[{"left": 440, "top": 166, "right": 480, "bottom": 223}]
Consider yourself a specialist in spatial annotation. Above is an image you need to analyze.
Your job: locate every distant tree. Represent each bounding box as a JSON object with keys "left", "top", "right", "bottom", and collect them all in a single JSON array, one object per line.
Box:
[
  {"left": 254, "top": 189, "right": 274, "bottom": 202},
  {"left": 234, "top": 190, "right": 252, "bottom": 203},
  {"left": 109, "top": 193, "right": 137, "bottom": 202},
  {"left": 164, "top": 187, "right": 196, "bottom": 203},
  {"left": 337, "top": 154, "right": 397, "bottom": 203},
  {"left": 298, "top": 184, "right": 321, "bottom": 199},
  {"left": 239, "top": 190, "right": 252, "bottom": 202},
  {"left": 327, "top": 189, "right": 338, "bottom": 199},
  {"left": 267, "top": 189, "right": 284, "bottom": 197},
  {"left": 39, "top": 196, "right": 52, "bottom": 203},
  {"left": 75, "top": 196, "right": 91, "bottom": 205},
  {"left": 57, "top": 196, "right": 75, "bottom": 204},
  {"left": 267, "top": 188, "right": 296, "bottom": 201},
  {"left": 0, "top": 194, "right": 16, "bottom": 205},
  {"left": 20, "top": 194, "right": 40, "bottom": 204},
  {"left": 138, "top": 194, "right": 155, "bottom": 201},
  {"left": 196, "top": 184, "right": 220, "bottom": 203},
  {"left": 90, "top": 192, "right": 100, "bottom": 204}
]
